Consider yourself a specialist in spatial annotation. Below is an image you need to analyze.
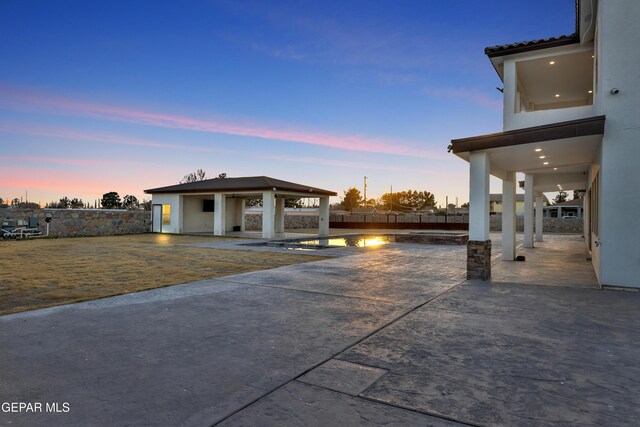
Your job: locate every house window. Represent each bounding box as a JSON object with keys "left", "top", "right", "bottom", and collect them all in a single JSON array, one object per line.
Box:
[{"left": 162, "top": 205, "right": 171, "bottom": 225}]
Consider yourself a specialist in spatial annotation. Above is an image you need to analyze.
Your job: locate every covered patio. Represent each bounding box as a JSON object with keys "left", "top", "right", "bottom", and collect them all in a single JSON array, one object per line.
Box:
[
  {"left": 451, "top": 116, "right": 604, "bottom": 280},
  {"left": 145, "top": 176, "right": 337, "bottom": 239}
]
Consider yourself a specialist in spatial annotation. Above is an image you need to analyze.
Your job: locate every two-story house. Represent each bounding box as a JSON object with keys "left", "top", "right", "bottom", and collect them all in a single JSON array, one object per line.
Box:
[{"left": 451, "top": 0, "right": 639, "bottom": 288}]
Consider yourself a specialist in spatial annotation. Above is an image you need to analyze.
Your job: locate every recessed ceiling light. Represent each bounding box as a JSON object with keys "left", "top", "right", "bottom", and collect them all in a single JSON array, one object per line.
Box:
[
  {"left": 549, "top": 61, "right": 555, "bottom": 65},
  {"left": 544, "top": 162, "right": 549, "bottom": 165},
  {"left": 553, "top": 167, "right": 558, "bottom": 171},
  {"left": 588, "top": 90, "right": 593, "bottom": 94},
  {"left": 539, "top": 155, "right": 546, "bottom": 159},
  {"left": 555, "top": 94, "right": 560, "bottom": 98},
  {"left": 534, "top": 148, "right": 542, "bottom": 152},
  {"left": 592, "top": 55, "right": 595, "bottom": 58}
]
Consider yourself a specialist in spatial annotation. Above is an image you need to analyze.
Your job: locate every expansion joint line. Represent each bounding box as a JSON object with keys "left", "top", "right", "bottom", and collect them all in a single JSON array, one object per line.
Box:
[{"left": 210, "top": 276, "right": 469, "bottom": 426}]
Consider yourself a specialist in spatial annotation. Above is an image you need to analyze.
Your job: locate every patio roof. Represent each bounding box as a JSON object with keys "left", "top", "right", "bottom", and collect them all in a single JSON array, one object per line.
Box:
[
  {"left": 451, "top": 116, "right": 604, "bottom": 190},
  {"left": 451, "top": 116, "right": 605, "bottom": 154},
  {"left": 145, "top": 176, "right": 337, "bottom": 197}
]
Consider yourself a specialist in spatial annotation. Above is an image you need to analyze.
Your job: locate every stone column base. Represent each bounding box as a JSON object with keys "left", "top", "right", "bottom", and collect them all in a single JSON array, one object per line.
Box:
[{"left": 467, "top": 240, "right": 491, "bottom": 280}]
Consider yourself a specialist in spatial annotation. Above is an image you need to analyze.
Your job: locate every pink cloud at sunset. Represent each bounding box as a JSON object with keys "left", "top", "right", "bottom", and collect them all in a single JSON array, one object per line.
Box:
[
  {"left": 0, "top": 155, "right": 128, "bottom": 168},
  {"left": 0, "top": 122, "right": 240, "bottom": 155},
  {"left": 266, "top": 154, "right": 462, "bottom": 178},
  {"left": 0, "top": 85, "right": 444, "bottom": 159},
  {"left": 0, "top": 166, "right": 174, "bottom": 204}
]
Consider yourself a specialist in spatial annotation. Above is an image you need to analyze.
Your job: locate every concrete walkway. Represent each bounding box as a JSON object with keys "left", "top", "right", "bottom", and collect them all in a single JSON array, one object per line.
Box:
[
  {"left": 492, "top": 234, "right": 599, "bottom": 288},
  {"left": 1, "top": 236, "right": 639, "bottom": 426}
]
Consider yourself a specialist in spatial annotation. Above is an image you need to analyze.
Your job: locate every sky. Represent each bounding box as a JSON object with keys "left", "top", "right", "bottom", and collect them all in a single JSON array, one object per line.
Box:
[{"left": 0, "top": 0, "right": 576, "bottom": 207}]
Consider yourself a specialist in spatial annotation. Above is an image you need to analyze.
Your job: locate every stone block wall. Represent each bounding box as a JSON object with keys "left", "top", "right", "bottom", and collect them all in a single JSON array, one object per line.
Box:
[
  {"left": 467, "top": 240, "right": 491, "bottom": 280},
  {"left": 245, "top": 213, "right": 319, "bottom": 231},
  {"left": 489, "top": 215, "right": 583, "bottom": 233},
  {"left": 0, "top": 208, "right": 150, "bottom": 237},
  {"left": 394, "top": 233, "right": 468, "bottom": 245}
]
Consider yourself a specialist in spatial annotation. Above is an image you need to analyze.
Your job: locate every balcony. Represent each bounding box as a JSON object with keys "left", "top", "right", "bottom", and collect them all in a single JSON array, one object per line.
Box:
[{"left": 504, "top": 48, "right": 596, "bottom": 131}]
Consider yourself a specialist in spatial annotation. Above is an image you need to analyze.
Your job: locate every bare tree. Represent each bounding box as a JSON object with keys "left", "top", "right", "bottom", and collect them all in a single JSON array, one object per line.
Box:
[{"left": 180, "top": 169, "right": 208, "bottom": 184}]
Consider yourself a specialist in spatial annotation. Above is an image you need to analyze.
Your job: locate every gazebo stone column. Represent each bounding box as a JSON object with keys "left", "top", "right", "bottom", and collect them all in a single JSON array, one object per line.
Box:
[
  {"left": 319, "top": 197, "right": 330, "bottom": 236},
  {"left": 535, "top": 192, "right": 544, "bottom": 242},
  {"left": 262, "top": 190, "right": 275, "bottom": 239},
  {"left": 524, "top": 174, "right": 534, "bottom": 248},
  {"left": 275, "top": 197, "right": 285, "bottom": 234},
  {"left": 502, "top": 171, "right": 516, "bottom": 261},
  {"left": 213, "top": 193, "right": 226, "bottom": 236},
  {"left": 467, "top": 151, "right": 491, "bottom": 280}
]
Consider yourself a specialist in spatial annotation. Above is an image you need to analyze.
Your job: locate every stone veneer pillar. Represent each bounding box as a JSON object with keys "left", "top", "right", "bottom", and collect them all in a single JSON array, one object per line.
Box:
[{"left": 467, "top": 240, "right": 491, "bottom": 280}]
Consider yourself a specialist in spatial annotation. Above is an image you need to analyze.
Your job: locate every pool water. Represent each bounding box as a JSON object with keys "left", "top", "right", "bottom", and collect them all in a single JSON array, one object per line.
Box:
[
  {"left": 295, "top": 235, "right": 393, "bottom": 247},
  {"left": 244, "top": 234, "right": 393, "bottom": 250}
]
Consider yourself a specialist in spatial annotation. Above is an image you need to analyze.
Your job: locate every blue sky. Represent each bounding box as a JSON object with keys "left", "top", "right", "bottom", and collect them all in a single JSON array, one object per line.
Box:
[{"left": 0, "top": 0, "right": 575, "bottom": 206}]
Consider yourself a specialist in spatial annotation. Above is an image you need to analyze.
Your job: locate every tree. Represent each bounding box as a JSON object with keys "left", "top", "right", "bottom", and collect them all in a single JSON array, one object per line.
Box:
[
  {"left": 180, "top": 169, "right": 208, "bottom": 184},
  {"left": 180, "top": 170, "right": 228, "bottom": 183},
  {"left": 341, "top": 187, "right": 362, "bottom": 212},
  {"left": 461, "top": 202, "right": 469, "bottom": 208},
  {"left": 285, "top": 198, "right": 303, "bottom": 208},
  {"left": 379, "top": 189, "right": 436, "bottom": 211},
  {"left": 553, "top": 190, "right": 568, "bottom": 205},
  {"left": 101, "top": 192, "right": 121, "bottom": 209},
  {"left": 122, "top": 195, "right": 139, "bottom": 210},
  {"left": 58, "top": 196, "right": 70, "bottom": 208},
  {"left": 246, "top": 198, "right": 262, "bottom": 208},
  {"left": 0, "top": 198, "right": 7, "bottom": 208},
  {"left": 69, "top": 198, "right": 85, "bottom": 209},
  {"left": 141, "top": 199, "right": 152, "bottom": 211}
]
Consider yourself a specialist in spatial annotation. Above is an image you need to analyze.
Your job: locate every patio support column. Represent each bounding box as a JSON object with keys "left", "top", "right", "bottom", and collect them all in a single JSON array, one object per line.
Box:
[
  {"left": 262, "top": 190, "right": 275, "bottom": 239},
  {"left": 557, "top": 206, "right": 562, "bottom": 218},
  {"left": 524, "top": 174, "right": 534, "bottom": 248},
  {"left": 213, "top": 193, "right": 226, "bottom": 236},
  {"left": 535, "top": 192, "right": 544, "bottom": 242},
  {"left": 319, "top": 197, "right": 330, "bottom": 236},
  {"left": 467, "top": 151, "right": 491, "bottom": 280},
  {"left": 502, "top": 171, "right": 516, "bottom": 261},
  {"left": 275, "top": 197, "right": 285, "bottom": 234}
]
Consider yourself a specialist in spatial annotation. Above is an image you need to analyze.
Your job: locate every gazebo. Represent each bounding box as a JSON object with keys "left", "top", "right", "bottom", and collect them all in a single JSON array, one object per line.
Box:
[{"left": 145, "top": 176, "right": 336, "bottom": 238}]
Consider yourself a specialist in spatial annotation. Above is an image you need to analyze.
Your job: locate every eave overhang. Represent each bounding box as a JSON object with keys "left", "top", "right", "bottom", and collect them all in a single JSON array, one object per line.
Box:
[{"left": 451, "top": 116, "right": 605, "bottom": 154}]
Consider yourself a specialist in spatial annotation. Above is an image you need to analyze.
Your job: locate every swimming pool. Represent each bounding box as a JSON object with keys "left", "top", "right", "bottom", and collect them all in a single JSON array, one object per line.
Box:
[{"left": 244, "top": 234, "right": 394, "bottom": 250}]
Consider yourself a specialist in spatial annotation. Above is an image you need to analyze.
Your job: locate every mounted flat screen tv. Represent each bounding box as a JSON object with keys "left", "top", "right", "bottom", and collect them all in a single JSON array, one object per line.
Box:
[{"left": 202, "top": 199, "right": 215, "bottom": 212}]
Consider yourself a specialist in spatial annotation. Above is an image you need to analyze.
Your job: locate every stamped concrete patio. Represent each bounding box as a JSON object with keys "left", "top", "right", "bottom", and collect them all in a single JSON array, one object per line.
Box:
[{"left": 1, "top": 234, "right": 638, "bottom": 426}]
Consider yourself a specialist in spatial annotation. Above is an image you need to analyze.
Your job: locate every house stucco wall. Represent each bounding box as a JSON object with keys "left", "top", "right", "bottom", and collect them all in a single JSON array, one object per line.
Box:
[
  {"left": 183, "top": 196, "right": 214, "bottom": 233},
  {"left": 151, "top": 194, "right": 182, "bottom": 234},
  {"left": 596, "top": 0, "right": 640, "bottom": 287}
]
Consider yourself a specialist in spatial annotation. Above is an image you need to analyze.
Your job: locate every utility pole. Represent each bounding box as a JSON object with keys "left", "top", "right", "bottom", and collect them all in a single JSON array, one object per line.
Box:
[
  {"left": 363, "top": 176, "right": 367, "bottom": 207},
  {"left": 445, "top": 195, "right": 448, "bottom": 224}
]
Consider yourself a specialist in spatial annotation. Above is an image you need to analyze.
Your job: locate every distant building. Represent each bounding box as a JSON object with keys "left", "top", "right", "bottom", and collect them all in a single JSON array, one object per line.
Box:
[
  {"left": 490, "top": 194, "right": 550, "bottom": 216},
  {"left": 544, "top": 198, "right": 584, "bottom": 218}
]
